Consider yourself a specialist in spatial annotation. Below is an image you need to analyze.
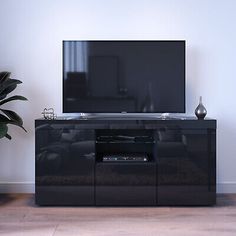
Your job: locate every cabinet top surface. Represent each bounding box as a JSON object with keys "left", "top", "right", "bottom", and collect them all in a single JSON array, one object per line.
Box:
[
  {"left": 36, "top": 115, "right": 216, "bottom": 122},
  {"left": 35, "top": 116, "right": 216, "bottom": 129}
]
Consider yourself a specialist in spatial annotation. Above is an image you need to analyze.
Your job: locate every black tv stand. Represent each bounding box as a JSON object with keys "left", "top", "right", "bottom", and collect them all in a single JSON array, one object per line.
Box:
[{"left": 35, "top": 117, "right": 216, "bottom": 206}]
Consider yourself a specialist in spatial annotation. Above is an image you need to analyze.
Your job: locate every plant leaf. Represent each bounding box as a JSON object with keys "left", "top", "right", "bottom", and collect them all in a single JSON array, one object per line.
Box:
[
  {"left": 0, "top": 84, "right": 17, "bottom": 100},
  {"left": 0, "top": 113, "right": 10, "bottom": 122},
  {"left": 0, "top": 123, "right": 8, "bottom": 139},
  {"left": 0, "top": 109, "right": 23, "bottom": 126},
  {"left": 0, "top": 109, "right": 27, "bottom": 132},
  {"left": 0, "top": 79, "right": 22, "bottom": 94},
  {"left": 0, "top": 95, "right": 28, "bottom": 106},
  {"left": 0, "top": 72, "right": 11, "bottom": 83},
  {"left": 5, "top": 133, "right": 12, "bottom": 140}
]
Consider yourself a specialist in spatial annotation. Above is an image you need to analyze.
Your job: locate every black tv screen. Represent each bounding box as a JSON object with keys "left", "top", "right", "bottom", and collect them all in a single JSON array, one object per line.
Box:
[{"left": 63, "top": 40, "right": 185, "bottom": 113}]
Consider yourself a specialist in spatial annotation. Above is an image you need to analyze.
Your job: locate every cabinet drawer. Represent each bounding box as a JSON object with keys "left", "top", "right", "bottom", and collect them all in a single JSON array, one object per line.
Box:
[{"left": 96, "top": 163, "right": 156, "bottom": 206}]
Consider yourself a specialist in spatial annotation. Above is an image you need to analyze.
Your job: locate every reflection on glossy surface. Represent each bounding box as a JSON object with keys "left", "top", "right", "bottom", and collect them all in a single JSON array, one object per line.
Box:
[
  {"left": 96, "top": 163, "right": 156, "bottom": 206},
  {"left": 35, "top": 119, "right": 216, "bottom": 206},
  {"left": 156, "top": 126, "right": 216, "bottom": 205},
  {"left": 63, "top": 41, "right": 185, "bottom": 113},
  {"left": 35, "top": 124, "right": 95, "bottom": 205}
]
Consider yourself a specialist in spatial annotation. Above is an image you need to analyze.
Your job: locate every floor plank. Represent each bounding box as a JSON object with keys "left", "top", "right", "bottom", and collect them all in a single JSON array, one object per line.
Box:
[{"left": 0, "top": 194, "right": 236, "bottom": 236}]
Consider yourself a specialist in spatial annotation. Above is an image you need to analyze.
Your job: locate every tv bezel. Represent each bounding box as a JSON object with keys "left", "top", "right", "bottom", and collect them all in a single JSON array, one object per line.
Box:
[{"left": 62, "top": 40, "right": 186, "bottom": 114}]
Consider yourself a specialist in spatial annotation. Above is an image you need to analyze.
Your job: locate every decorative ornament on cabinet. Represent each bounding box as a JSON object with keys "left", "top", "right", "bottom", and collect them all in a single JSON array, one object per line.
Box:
[{"left": 195, "top": 96, "right": 207, "bottom": 120}]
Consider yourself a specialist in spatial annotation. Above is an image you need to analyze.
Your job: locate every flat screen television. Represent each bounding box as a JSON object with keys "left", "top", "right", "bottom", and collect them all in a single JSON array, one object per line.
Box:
[{"left": 63, "top": 40, "right": 185, "bottom": 113}]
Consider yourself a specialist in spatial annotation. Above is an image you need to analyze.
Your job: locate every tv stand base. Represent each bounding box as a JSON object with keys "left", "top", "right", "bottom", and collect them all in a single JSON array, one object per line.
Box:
[{"left": 35, "top": 118, "right": 216, "bottom": 206}]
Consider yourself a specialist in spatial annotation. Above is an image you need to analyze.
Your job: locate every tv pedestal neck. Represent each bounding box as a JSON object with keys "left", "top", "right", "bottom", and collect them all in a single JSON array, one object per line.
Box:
[{"left": 35, "top": 117, "right": 216, "bottom": 206}]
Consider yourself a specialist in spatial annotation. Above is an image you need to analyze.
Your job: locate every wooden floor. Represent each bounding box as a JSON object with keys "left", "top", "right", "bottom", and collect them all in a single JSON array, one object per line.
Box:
[{"left": 0, "top": 194, "right": 236, "bottom": 236}]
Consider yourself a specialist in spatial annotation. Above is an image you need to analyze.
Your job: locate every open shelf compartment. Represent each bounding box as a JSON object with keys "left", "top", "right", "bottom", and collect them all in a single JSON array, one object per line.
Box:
[{"left": 95, "top": 129, "right": 156, "bottom": 163}]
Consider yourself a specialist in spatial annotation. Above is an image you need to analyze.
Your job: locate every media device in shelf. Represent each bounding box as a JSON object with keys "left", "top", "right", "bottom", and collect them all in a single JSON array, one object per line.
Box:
[{"left": 102, "top": 153, "right": 149, "bottom": 162}]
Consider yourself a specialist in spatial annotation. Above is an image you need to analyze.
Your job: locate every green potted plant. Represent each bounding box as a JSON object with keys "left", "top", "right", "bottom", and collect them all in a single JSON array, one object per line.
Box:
[{"left": 0, "top": 71, "right": 27, "bottom": 140}]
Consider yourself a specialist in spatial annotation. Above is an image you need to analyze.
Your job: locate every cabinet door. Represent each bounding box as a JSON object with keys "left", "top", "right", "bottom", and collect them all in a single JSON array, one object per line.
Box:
[
  {"left": 157, "top": 128, "right": 216, "bottom": 205},
  {"left": 35, "top": 124, "right": 95, "bottom": 205},
  {"left": 96, "top": 163, "right": 156, "bottom": 206}
]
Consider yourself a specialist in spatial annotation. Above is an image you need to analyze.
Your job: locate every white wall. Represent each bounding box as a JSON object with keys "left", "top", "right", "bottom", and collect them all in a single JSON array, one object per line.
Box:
[{"left": 0, "top": 0, "right": 236, "bottom": 193}]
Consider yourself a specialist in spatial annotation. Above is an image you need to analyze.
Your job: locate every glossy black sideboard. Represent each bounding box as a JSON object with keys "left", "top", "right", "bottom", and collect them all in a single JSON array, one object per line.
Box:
[{"left": 35, "top": 118, "right": 216, "bottom": 206}]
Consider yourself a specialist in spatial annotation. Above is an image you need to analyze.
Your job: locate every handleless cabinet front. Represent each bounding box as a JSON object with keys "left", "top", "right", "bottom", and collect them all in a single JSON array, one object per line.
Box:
[
  {"left": 35, "top": 124, "right": 95, "bottom": 205},
  {"left": 96, "top": 162, "right": 156, "bottom": 206},
  {"left": 157, "top": 127, "right": 216, "bottom": 206}
]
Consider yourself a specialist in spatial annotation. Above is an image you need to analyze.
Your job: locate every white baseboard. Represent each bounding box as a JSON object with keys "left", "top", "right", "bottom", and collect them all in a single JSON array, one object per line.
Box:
[
  {"left": 0, "top": 182, "right": 236, "bottom": 194},
  {"left": 0, "top": 182, "right": 34, "bottom": 193},
  {"left": 217, "top": 182, "right": 236, "bottom": 193}
]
